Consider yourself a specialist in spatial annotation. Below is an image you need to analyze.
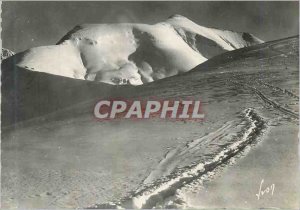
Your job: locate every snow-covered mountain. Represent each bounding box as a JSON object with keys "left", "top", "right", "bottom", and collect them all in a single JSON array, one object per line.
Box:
[
  {"left": 8, "top": 15, "right": 263, "bottom": 85},
  {"left": 1, "top": 48, "right": 15, "bottom": 60}
]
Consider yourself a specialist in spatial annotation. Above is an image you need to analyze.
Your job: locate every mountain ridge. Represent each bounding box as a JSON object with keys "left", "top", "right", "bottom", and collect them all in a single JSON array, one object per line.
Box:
[{"left": 3, "top": 15, "right": 263, "bottom": 85}]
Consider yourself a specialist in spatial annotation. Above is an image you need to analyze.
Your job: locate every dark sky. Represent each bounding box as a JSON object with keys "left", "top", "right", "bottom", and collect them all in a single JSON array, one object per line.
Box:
[{"left": 2, "top": 1, "right": 299, "bottom": 53}]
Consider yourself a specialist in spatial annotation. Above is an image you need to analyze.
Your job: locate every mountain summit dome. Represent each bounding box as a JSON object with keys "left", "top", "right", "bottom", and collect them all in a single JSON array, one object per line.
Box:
[{"left": 4, "top": 15, "right": 263, "bottom": 85}]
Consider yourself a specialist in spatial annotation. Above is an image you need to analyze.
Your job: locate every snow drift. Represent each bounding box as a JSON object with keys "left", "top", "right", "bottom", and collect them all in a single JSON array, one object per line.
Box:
[{"left": 7, "top": 15, "right": 263, "bottom": 85}]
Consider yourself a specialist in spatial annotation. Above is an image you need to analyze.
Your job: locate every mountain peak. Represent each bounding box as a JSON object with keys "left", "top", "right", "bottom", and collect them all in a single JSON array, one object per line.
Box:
[
  {"left": 168, "top": 14, "right": 188, "bottom": 20},
  {"left": 7, "top": 17, "right": 263, "bottom": 86},
  {"left": 1, "top": 48, "right": 15, "bottom": 60}
]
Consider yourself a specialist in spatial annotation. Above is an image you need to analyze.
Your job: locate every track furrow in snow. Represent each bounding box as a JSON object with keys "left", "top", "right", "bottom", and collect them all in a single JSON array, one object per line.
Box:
[
  {"left": 88, "top": 108, "right": 265, "bottom": 209},
  {"left": 258, "top": 81, "right": 299, "bottom": 99},
  {"left": 230, "top": 80, "right": 298, "bottom": 119}
]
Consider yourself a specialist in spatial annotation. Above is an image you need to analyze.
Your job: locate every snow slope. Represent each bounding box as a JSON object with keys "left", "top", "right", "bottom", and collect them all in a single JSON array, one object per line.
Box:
[
  {"left": 7, "top": 15, "right": 263, "bottom": 85},
  {"left": 1, "top": 36, "right": 295, "bottom": 127},
  {"left": 2, "top": 36, "right": 298, "bottom": 209}
]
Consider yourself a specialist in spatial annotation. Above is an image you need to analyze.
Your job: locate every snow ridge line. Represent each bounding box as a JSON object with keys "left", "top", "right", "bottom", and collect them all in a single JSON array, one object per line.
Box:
[{"left": 88, "top": 108, "right": 265, "bottom": 209}]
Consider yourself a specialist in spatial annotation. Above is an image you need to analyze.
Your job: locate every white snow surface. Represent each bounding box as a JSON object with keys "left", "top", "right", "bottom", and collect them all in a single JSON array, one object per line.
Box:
[{"left": 14, "top": 15, "right": 263, "bottom": 85}]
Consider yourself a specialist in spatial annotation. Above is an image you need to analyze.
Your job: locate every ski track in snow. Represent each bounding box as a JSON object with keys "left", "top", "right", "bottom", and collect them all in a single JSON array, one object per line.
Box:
[
  {"left": 229, "top": 80, "right": 299, "bottom": 119},
  {"left": 258, "top": 81, "right": 299, "bottom": 99},
  {"left": 89, "top": 108, "right": 266, "bottom": 209}
]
